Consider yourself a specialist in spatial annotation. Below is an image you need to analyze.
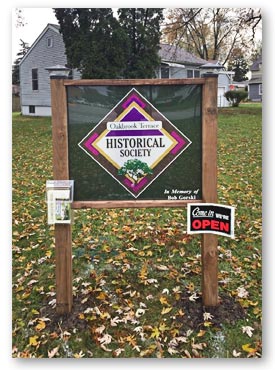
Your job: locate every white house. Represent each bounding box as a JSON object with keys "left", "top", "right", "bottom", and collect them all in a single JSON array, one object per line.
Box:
[
  {"left": 19, "top": 24, "right": 81, "bottom": 116},
  {"left": 19, "top": 24, "right": 232, "bottom": 116},
  {"left": 157, "top": 45, "right": 233, "bottom": 108}
]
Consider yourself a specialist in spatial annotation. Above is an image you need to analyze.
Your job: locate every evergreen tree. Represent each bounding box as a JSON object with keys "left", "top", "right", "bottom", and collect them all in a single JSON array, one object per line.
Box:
[
  {"left": 227, "top": 51, "right": 249, "bottom": 81},
  {"left": 118, "top": 8, "right": 164, "bottom": 78},
  {"left": 12, "top": 39, "right": 29, "bottom": 85},
  {"left": 54, "top": 8, "right": 129, "bottom": 78}
]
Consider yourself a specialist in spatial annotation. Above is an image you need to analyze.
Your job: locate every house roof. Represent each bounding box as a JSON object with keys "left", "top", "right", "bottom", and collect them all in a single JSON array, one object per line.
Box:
[
  {"left": 19, "top": 23, "right": 61, "bottom": 66},
  {"left": 200, "top": 62, "right": 224, "bottom": 69},
  {"left": 19, "top": 25, "right": 222, "bottom": 72},
  {"left": 232, "top": 80, "right": 249, "bottom": 86},
  {"left": 250, "top": 55, "right": 262, "bottom": 71},
  {"left": 159, "top": 44, "right": 207, "bottom": 66},
  {"left": 248, "top": 77, "right": 262, "bottom": 84}
]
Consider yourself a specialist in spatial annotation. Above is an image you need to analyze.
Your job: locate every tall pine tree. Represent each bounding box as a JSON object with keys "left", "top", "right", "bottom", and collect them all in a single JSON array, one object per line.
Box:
[
  {"left": 12, "top": 39, "right": 29, "bottom": 85},
  {"left": 228, "top": 50, "right": 249, "bottom": 81},
  {"left": 54, "top": 8, "right": 129, "bottom": 78},
  {"left": 118, "top": 8, "right": 163, "bottom": 78}
]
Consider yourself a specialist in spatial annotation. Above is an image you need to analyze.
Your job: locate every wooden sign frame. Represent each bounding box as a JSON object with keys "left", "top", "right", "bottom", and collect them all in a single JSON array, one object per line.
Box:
[{"left": 50, "top": 77, "right": 218, "bottom": 313}]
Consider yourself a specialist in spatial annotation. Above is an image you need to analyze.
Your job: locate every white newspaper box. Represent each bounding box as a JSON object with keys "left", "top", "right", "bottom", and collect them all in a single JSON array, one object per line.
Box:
[{"left": 46, "top": 180, "right": 74, "bottom": 225}]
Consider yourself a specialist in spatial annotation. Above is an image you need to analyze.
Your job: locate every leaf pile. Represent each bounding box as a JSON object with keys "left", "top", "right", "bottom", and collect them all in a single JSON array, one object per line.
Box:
[{"left": 12, "top": 105, "right": 262, "bottom": 358}]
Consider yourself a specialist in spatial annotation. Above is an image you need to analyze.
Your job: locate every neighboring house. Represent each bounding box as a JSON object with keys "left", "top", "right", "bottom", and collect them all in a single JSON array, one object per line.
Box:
[
  {"left": 19, "top": 24, "right": 81, "bottom": 116},
  {"left": 157, "top": 46, "right": 233, "bottom": 107},
  {"left": 200, "top": 60, "right": 233, "bottom": 108},
  {"left": 158, "top": 43, "right": 207, "bottom": 79},
  {"left": 19, "top": 25, "right": 232, "bottom": 116},
  {"left": 248, "top": 55, "right": 262, "bottom": 102}
]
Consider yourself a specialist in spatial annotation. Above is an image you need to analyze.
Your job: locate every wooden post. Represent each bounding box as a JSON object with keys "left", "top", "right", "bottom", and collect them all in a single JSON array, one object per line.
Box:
[
  {"left": 201, "top": 75, "right": 218, "bottom": 307},
  {"left": 50, "top": 76, "right": 72, "bottom": 314}
]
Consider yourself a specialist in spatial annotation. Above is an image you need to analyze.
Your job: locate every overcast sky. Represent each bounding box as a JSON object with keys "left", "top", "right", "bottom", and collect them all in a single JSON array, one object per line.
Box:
[
  {"left": 12, "top": 8, "right": 58, "bottom": 63},
  {"left": 12, "top": 6, "right": 263, "bottom": 65}
]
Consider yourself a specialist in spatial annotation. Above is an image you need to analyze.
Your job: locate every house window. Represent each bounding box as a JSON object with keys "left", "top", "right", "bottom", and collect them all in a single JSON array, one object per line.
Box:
[
  {"left": 160, "top": 66, "right": 169, "bottom": 79},
  {"left": 47, "top": 37, "right": 53, "bottom": 48},
  {"left": 187, "top": 69, "right": 200, "bottom": 78},
  {"left": 194, "top": 70, "right": 200, "bottom": 78},
  {"left": 259, "top": 84, "right": 262, "bottom": 95},
  {"left": 32, "top": 68, "right": 38, "bottom": 90},
  {"left": 29, "top": 105, "right": 35, "bottom": 114}
]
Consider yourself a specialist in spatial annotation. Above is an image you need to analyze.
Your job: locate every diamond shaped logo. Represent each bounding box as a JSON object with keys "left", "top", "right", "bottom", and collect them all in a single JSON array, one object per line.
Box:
[{"left": 78, "top": 88, "right": 192, "bottom": 198}]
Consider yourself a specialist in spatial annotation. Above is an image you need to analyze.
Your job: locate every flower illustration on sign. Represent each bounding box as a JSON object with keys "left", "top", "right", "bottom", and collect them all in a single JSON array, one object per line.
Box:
[{"left": 78, "top": 88, "right": 192, "bottom": 197}]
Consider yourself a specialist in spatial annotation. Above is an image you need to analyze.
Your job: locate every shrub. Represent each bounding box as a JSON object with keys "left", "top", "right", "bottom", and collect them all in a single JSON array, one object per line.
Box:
[{"left": 224, "top": 90, "right": 248, "bottom": 107}]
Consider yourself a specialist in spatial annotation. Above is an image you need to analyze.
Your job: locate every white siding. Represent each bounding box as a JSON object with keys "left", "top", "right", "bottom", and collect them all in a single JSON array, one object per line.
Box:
[
  {"left": 217, "top": 73, "right": 230, "bottom": 107},
  {"left": 157, "top": 66, "right": 231, "bottom": 107},
  {"left": 19, "top": 26, "right": 67, "bottom": 113},
  {"left": 22, "top": 105, "right": 52, "bottom": 116}
]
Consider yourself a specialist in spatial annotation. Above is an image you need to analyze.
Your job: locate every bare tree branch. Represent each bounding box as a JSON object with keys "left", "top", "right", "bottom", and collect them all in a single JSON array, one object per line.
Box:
[{"left": 162, "top": 8, "right": 261, "bottom": 64}]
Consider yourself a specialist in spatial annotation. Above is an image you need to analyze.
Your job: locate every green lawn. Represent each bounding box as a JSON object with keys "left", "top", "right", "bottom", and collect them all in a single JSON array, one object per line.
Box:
[{"left": 12, "top": 103, "right": 262, "bottom": 358}]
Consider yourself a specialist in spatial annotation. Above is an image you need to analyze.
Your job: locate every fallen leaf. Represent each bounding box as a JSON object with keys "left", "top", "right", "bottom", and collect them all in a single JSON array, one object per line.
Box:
[
  {"left": 197, "top": 330, "right": 206, "bottom": 337},
  {"left": 96, "top": 291, "right": 107, "bottom": 300},
  {"left": 242, "top": 343, "right": 256, "bottom": 353},
  {"left": 161, "top": 307, "right": 172, "bottom": 315},
  {"left": 232, "top": 349, "right": 241, "bottom": 357},
  {"left": 95, "top": 325, "right": 105, "bottom": 334},
  {"left": 184, "top": 349, "right": 192, "bottom": 358},
  {"left": 62, "top": 330, "right": 71, "bottom": 339},
  {"left": 186, "top": 282, "right": 194, "bottom": 292},
  {"left": 48, "top": 346, "right": 59, "bottom": 358},
  {"left": 159, "top": 322, "right": 169, "bottom": 332},
  {"left": 31, "top": 309, "right": 40, "bottom": 315},
  {"left": 35, "top": 320, "right": 46, "bottom": 331},
  {"left": 242, "top": 326, "right": 254, "bottom": 337},
  {"left": 99, "top": 333, "right": 112, "bottom": 345},
  {"left": 110, "top": 316, "right": 120, "bottom": 326},
  {"left": 168, "top": 347, "right": 179, "bottom": 354},
  {"left": 237, "top": 286, "right": 249, "bottom": 298},
  {"left": 46, "top": 250, "right": 52, "bottom": 258},
  {"left": 159, "top": 296, "right": 169, "bottom": 305},
  {"left": 203, "top": 312, "right": 214, "bottom": 321},
  {"left": 29, "top": 335, "right": 39, "bottom": 346},
  {"left": 27, "top": 279, "right": 38, "bottom": 286},
  {"left": 189, "top": 292, "right": 199, "bottom": 301},
  {"left": 150, "top": 327, "right": 160, "bottom": 338},
  {"left": 114, "top": 348, "right": 125, "bottom": 357},
  {"left": 156, "top": 264, "right": 169, "bottom": 271}
]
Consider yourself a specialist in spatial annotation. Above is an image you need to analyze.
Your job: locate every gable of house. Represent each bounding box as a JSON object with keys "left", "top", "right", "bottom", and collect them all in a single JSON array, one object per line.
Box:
[{"left": 19, "top": 24, "right": 68, "bottom": 115}]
